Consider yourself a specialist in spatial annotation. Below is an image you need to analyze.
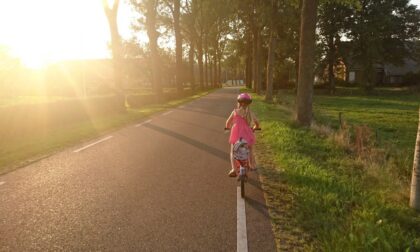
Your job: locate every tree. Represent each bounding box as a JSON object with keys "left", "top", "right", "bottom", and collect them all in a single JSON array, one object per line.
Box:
[
  {"left": 235, "top": 0, "right": 255, "bottom": 88},
  {"left": 102, "top": 0, "right": 123, "bottom": 91},
  {"left": 174, "top": 0, "right": 183, "bottom": 93},
  {"left": 410, "top": 107, "right": 420, "bottom": 210},
  {"left": 182, "top": 0, "right": 197, "bottom": 90},
  {"left": 146, "top": 0, "right": 163, "bottom": 94},
  {"left": 348, "top": 0, "right": 420, "bottom": 91},
  {"left": 251, "top": 0, "right": 262, "bottom": 93},
  {"left": 318, "top": 2, "right": 353, "bottom": 94},
  {"left": 196, "top": 0, "right": 204, "bottom": 89},
  {"left": 130, "top": 0, "right": 163, "bottom": 94},
  {"left": 265, "top": 0, "right": 278, "bottom": 102},
  {"left": 295, "top": 0, "right": 318, "bottom": 126}
]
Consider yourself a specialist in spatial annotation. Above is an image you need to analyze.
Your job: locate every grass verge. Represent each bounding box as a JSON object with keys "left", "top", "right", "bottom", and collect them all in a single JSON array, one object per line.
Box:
[
  {"left": 0, "top": 89, "right": 215, "bottom": 175},
  {"left": 251, "top": 93, "right": 420, "bottom": 251}
]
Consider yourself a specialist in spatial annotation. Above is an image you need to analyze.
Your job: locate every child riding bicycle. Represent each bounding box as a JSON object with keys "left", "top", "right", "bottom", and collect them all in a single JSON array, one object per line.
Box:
[{"left": 225, "top": 93, "right": 260, "bottom": 177}]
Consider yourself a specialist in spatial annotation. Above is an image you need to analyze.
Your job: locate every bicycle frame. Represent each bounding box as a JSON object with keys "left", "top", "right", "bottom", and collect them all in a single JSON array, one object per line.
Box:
[
  {"left": 234, "top": 159, "right": 250, "bottom": 177},
  {"left": 225, "top": 127, "right": 261, "bottom": 198}
]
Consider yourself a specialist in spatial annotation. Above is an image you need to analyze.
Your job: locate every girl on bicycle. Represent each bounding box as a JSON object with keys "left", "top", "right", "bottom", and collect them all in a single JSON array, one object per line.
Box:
[{"left": 225, "top": 93, "right": 260, "bottom": 177}]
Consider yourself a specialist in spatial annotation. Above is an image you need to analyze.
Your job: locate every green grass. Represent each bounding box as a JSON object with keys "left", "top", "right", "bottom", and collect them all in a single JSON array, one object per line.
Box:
[
  {"left": 0, "top": 87, "right": 180, "bottom": 107},
  {"left": 276, "top": 88, "right": 420, "bottom": 178},
  {"left": 0, "top": 90, "right": 214, "bottom": 175},
  {"left": 251, "top": 92, "right": 420, "bottom": 251},
  {"left": 0, "top": 95, "right": 73, "bottom": 107}
]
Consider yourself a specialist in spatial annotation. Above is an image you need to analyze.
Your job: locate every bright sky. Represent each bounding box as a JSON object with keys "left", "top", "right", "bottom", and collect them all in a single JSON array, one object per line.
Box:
[
  {"left": 0, "top": 0, "right": 142, "bottom": 68},
  {"left": 0, "top": 0, "right": 419, "bottom": 69}
]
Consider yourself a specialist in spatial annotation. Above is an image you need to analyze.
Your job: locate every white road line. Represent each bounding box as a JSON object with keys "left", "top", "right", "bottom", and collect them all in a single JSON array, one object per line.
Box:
[
  {"left": 162, "top": 111, "right": 173, "bottom": 116},
  {"left": 0, "top": 181, "right": 5, "bottom": 186},
  {"left": 135, "top": 119, "right": 152, "bottom": 127},
  {"left": 237, "top": 187, "right": 248, "bottom": 252},
  {"left": 73, "top": 136, "right": 113, "bottom": 153}
]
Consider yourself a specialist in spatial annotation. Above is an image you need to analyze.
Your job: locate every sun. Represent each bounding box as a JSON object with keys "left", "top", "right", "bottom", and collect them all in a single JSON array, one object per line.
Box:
[
  {"left": 0, "top": 0, "right": 142, "bottom": 69},
  {"left": 0, "top": 0, "right": 120, "bottom": 69}
]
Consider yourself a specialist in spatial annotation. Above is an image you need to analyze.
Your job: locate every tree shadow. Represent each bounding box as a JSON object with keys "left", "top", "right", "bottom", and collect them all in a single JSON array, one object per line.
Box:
[
  {"left": 144, "top": 123, "right": 229, "bottom": 162},
  {"left": 245, "top": 196, "right": 270, "bottom": 219},
  {"left": 162, "top": 117, "right": 221, "bottom": 134},
  {"left": 175, "top": 107, "right": 228, "bottom": 119},
  {"left": 246, "top": 177, "right": 262, "bottom": 191}
]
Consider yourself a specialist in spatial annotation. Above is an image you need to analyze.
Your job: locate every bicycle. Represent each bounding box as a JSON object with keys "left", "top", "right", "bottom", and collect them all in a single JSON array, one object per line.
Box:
[{"left": 224, "top": 127, "right": 261, "bottom": 198}]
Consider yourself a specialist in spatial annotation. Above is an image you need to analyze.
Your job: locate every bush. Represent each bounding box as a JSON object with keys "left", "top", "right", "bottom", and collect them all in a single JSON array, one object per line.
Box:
[
  {"left": 126, "top": 94, "right": 159, "bottom": 108},
  {"left": 403, "top": 71, "right": 420, "bottom": 86}
]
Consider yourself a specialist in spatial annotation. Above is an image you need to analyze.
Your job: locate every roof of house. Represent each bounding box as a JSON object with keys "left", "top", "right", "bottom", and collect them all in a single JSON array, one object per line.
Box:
[{"left": 384, "top": 59, "right": 420, "bottom": 75}]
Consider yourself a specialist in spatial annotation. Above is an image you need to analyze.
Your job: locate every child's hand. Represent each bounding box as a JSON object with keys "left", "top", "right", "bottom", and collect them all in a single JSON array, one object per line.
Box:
[{"left": 252, "top": 126, "right": 261, "bottom": 132}]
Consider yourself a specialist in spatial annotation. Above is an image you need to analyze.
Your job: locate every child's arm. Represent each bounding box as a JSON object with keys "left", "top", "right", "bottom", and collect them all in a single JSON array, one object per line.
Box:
[{"left": 225, "top": 111, "right": 234, "bottom": 129}]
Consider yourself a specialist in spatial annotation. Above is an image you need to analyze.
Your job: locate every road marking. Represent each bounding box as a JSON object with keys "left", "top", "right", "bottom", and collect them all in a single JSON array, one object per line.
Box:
[
  {"left": 0, "top": 181, "right": 5, "bottom": 186},
  {"left": 73, "top": 136, "right": 113, "bottom": 153},
  {"left": 135, "top": 119, "right": 152, "bottom": 127},
  {"left": 237, "top": 187, "right": 248, "bottom": 252},
  {"left": 162, "top": 111, "right": 173, "bottom": 116}
]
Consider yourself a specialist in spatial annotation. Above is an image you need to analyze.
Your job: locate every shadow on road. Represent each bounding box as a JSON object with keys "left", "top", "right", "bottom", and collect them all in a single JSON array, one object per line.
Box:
[
  {"left": 162, "top": 117, "right": 221, "bottom": 134},
  {"left": 247, "top": 177, "right": 263, "bottom": 191},
  {"left": 175, "top": 107, "right": 227, "bottom": 118},
  {"left": 144, "top": 123, "right": 230, "bottom": 162},
  {"left": 245, "top": 196, "right": 270, "bottom": 219}
]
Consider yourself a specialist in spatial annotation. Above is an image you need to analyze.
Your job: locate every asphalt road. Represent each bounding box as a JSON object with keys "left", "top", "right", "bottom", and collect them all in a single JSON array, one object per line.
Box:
[{"left": 0, "top": 87, "right": 276, "bottom": 252}]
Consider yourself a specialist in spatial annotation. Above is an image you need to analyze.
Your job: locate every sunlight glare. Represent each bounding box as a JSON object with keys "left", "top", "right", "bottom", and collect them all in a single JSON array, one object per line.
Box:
[{"left": 0, "top": 0, "right": 136, "bottom": 69}]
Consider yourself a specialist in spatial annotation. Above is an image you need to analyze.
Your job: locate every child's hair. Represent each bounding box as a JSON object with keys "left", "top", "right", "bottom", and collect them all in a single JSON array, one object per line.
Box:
[{"left": 237, "top": 102, "right": 253, "bottom": 126}]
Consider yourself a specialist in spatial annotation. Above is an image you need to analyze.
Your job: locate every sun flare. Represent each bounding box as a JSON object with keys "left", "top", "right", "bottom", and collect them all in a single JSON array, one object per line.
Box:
[{"left": 0, "top": 0, "right": 134, "bottom": 69}]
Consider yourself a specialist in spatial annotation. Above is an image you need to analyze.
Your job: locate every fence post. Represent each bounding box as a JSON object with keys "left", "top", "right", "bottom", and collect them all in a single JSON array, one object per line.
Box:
[
  {"left": 339, "top": 112, "right": 343, "bottom": 129},
  {"left": 410, "top": 107, "right": 420, "bottom": 210}
]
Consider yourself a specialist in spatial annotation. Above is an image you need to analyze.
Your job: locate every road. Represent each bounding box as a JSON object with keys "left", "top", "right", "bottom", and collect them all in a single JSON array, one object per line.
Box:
[{"left": 0, "top": 87, "right": 276, "bottom": 251}]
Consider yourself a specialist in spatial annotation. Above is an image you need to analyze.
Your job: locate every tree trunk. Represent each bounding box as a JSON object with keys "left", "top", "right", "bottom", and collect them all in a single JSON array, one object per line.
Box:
[
  {"left": 189, "top": 42, "right": 195, "bottom": 91},
  {"left": 252, "top": 28, "right": 259, "bottom": 92},
  {"left": 215, "top": 51, "right": 220, "bottom": 87},
  {"left": 212, "top": 54, "right": 217, "bottom": 87},
  {"left": 218, "top": 53, "right": 222, "bottom": 86},
  {"left": 209, "top": 55, "right": 214, "bottom": 87},
  {"left": 327, "top": 35, "right": 335, "bottom": 95},
  {"left": 296, "top": 0, "right": 318, "bottom": 126},
  {"left": 294, "top": 0, "right": 303, "bottom": 92},
  {"left": 363, "top": 62, "right": 375, "bottom": 93},
  {"left": 246, "top": 35, "right": 253, "bottom": 89},
  {"left": 410, "top": 107, "right": 420, "bottom": 210},
  {"left": 146, "top": 0, "right": 162, "bottom": 94},
  {"left": 204, "top": 36, "right": 208, "bottom": 87},
  {"left": 198, "top": 36, "right": 204, "bottom": 89},
  {"left": 174, "top": 0, "right": 183, "bottom": 93},
  {"left": 256, "top": 34, "right": 262, "bottom": 94},
  {"left": 266, "top": 31, "right": 276, "bottom": 102},
  {"left": 245, "top": 55, "right": 251, "bottom": 88},
  {"left": 103, "top": 0, "right": 122, "bottom": 92}
]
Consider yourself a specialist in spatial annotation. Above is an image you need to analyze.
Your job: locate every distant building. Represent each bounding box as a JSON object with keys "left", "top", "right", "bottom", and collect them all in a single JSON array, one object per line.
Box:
[{"left": 346, "top": 58, "right": 420, "bottom": 85}]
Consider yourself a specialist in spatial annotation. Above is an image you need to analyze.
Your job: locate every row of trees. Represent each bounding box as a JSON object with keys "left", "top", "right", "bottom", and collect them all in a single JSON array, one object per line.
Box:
[
  {"left": 102, "top": 0, "right": 420, "bottom": 124},
  {"left": 120, "top": 0, "right": 234, "bottom": 94}
]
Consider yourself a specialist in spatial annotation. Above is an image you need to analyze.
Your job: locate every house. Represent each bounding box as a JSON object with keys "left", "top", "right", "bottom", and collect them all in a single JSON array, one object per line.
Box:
[{"left": 346, "top": 58, "right": 420, "bottom": 85}]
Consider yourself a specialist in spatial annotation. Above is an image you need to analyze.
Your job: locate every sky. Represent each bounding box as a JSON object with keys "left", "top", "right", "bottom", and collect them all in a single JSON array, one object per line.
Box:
[
  {"left": 0, "top": 0, "right": 419, "bottom": 68},
  {"left": 0, "top": 0, "right": 142, "bottom": 68}
]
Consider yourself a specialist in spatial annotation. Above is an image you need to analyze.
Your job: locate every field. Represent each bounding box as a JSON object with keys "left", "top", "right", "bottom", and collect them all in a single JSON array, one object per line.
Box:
[
  {"left": 252, "top": 88, "right": 420, "bottom": 251},
  {"left": 0, "top": 90, "right": 213, "bottom": 175}
]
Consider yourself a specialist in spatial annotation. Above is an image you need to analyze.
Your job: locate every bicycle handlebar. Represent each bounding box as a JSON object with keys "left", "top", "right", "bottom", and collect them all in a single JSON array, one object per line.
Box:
[{"left": 224, "top": 127, "right": 261, "bottom": 131}]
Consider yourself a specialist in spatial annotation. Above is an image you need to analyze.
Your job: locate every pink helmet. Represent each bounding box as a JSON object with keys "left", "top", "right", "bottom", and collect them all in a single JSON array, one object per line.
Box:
[{"left": 237, "top": 93, "right": 252, "bottom": 104}]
